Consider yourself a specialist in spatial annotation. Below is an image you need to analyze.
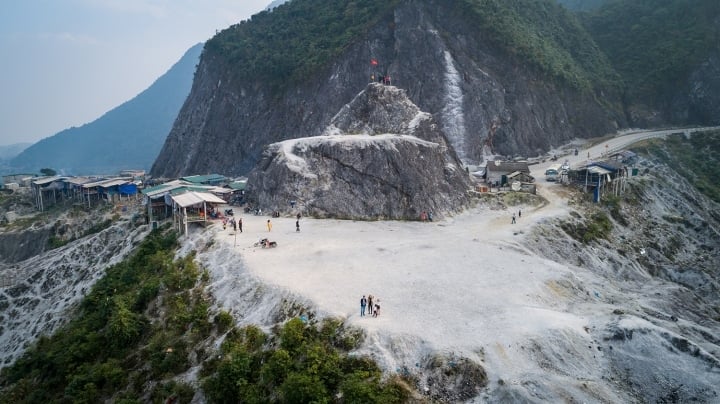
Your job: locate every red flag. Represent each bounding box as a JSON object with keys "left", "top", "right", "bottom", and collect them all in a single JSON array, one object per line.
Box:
[{"left": 370, "top": 58, "right": 378, "bottom": 66}]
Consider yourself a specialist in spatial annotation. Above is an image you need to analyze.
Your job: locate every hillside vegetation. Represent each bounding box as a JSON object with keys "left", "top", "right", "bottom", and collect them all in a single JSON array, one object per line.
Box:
[
  {"left": 206, "top": 0, "right": 401, "bottom": 92},
  {"left": 0, "top": 228, "right": 413, "bottom": 403},
  {"left": 456, "top": 0, "right": 619, "bottom": 92},
  {"left": 207, "top": 0, "right": 617, "bottom": 94},
  {"left": 580, "top": 0, "right": 720, "bottom": 103},
  {"left": 634, "top": 130, "right": 720, "bottom": 204}
]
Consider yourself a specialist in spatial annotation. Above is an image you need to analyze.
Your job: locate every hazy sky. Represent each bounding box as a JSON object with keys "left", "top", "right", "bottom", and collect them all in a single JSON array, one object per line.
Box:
[{"left": 0, "top": 0, "right": 270, "bottom": 147}]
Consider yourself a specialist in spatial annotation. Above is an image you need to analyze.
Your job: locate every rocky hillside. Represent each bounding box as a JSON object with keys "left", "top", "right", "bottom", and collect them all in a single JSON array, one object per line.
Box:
[
  {"left": 519, "top": 135, "right": 720, "bottom": 402},
  {"left": 9, "top": 43, "right": 203, "bottom": 176},
  {"left": 0, "top": 220, "right": 149, "bottom": 366},
  {"left": 246, "top": 83, "right": 472, "bottom": 219},
  {"left": 2, "top": 134, "right": 719, "bottom": 402},
  {"left": 151, "top": 0, "right": 624, "bottom": 178}
]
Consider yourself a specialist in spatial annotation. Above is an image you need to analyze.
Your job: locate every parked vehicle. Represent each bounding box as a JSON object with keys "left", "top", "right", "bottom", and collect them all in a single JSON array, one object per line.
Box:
[{"left": 545, "top": 165, "right": 561, "bottom": 181}]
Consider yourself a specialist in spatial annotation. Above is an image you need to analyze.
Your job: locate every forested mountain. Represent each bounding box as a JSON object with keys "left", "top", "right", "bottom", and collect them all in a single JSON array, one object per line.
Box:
[
  {"left": 578, "top": 0, "right": 720, "bottom": 125},
  {"left": 555, "top": 0, "right": 609, "bottom": 12},
  {"left": 152, "top": 0, "right": 625, "bottom": 177},
  {"left": 0, "top": 143, "right": 30, "bottom": 162},
  {"left": 9, "top": 43, "right": 203, "bottom": 175}
]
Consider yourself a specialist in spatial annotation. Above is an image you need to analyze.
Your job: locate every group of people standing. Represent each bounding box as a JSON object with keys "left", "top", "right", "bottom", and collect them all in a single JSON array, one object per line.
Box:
[
  {"left": 225, "top": 213, "right": 299, "bottom": 234},
  {"left": 360, "top": 294, "right": 380, "bottom": 317},
  {"left": 223, "top": 216, "right": 243, "bottom": 232}
]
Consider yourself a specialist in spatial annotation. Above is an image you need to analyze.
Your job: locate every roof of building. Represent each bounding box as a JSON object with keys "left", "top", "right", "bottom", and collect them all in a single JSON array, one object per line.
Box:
[
  {"left": 31, "top": 176, "right": 63, "bottom": 185},
  {"left": 64, "top": 177, "right": 94, "bottom": 185},
  {"left": 181, "top": 174, "right": 226, "bottom": 184},
  {"left": 82, "top": 178, "right": 129, "bottom": 188},
  {"left": 588, "top": 160, "right": 624, "bottom": 172},
  {"left": 171, "top": 191, "right": 227, "bottom": 208},
  {"left": 587, "top": 166, "right": 613, "bottom": 175},
  {"left": 142, "top": 180, "right": 193, "bottom": 197},
  {"left": 486, "top": 160, "right": 530, "bottom": 173},
  {"left": 227, "top": 181, "right": 247, "bottom": 190}
]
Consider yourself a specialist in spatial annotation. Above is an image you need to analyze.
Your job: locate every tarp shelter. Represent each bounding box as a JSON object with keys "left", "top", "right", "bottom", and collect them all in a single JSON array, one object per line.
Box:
[
  {"left": 81, "top": 178, "right": 133, "bottom": 207},
  {"left": 119, "top": 183, "right": 138, "bottom": 196},
  {"left": 171, "top": 191, "right": 227, "bottom": 235}
]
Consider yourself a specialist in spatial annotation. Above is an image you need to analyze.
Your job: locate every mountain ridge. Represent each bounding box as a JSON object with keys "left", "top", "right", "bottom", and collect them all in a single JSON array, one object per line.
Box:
[
  {"left": 151, "top": 0, "right": 624, "bottom": 178},
  {"left": 8, "top": 43, "right": 203, "bottom": 175}
]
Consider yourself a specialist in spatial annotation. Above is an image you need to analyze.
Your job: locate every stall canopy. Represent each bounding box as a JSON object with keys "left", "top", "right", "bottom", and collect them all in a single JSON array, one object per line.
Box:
[{"left": 171, "top": 191, "right": 226, "bottom": 207}]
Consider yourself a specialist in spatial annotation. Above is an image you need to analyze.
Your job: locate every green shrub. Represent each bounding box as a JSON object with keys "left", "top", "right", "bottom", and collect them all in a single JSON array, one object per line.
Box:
[
  {"left": 150, "top": 381, "right": 196, "bottom": 404},
  {"left": 280, "top": 372, "right": 330, "bottom": 403},
  {"left": 201, "top": 318, "right": 416, "bottom": 403},
  {"left": 215, "top": 310, "right": 234, "bottom": 334},
  {"left": 583, "top": 212, "right": 613, "bottom": 243}
]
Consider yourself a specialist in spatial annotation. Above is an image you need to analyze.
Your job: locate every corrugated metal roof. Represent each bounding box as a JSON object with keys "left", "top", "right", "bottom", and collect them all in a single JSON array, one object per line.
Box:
[
  {"left": 98, "top": 179, "right": 130, "bottom": 188},
  {"left": 227, "top": 181, "right": 247, "bottom": 190},
  {"left": 209, "top": 186, "right": 231, "bottom": 194},
  {"left": 32, "top": 176, "right": 62, "bottom": 185},
  {"left": 141, "top": 184, "right": 172, "bottom": 195},
  {"left": 172, "top": 191, "right": 226, "bottom": 208},
  {"left": 64, "top": 177, "right": 94, "bottom": 185},
  {"left": 587, "top": 166, "right": 612, "bottom": 175},
  {"left": 142, "top": 180, "right": 193, "bottom": 197},
  {"left": 82, "top": 178, "right": 128, "bottom": 188},
  {"left": 181, "top": 174, "right": 226, "bottom": 184},
  {"left": 486, "top": 161, "right": 530, "bottom": 173}
]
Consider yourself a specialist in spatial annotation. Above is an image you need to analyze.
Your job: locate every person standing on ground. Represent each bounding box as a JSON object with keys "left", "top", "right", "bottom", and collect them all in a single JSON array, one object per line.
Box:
[
  {"left": 518, "top": 209, "right": 522, "bottom": 218},
  {"left": 267, "top": 219, "right": 272, "bottom": 232},
  {"left": 373, "top": 302, "right": 380, "bottom": 317},
  {"left": 511, "top": 213, "right": 516, "bottom": 224},
  {"left": 368, "top": 295, "right": 374, "bottom": 316},
  {"left": 238, "top": 217, "right": 243, "bottom": 233},
  {"left": 296, "top": 219, "right": 300, "bottom": 232},
  {"left": 360, "top": 295, "right": 367, "bottom": 317}
]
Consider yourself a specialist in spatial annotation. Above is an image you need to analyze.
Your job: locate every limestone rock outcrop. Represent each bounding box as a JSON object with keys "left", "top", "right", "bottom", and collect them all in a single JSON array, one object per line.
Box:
[{"left": 246, "top": 83, "right": 471, "bottom": 219}]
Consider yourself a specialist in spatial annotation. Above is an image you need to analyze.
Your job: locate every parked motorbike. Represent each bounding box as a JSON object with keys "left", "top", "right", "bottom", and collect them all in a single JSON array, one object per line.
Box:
[{"left": 253, "top": 238, "right": 277, "bottom": 248}]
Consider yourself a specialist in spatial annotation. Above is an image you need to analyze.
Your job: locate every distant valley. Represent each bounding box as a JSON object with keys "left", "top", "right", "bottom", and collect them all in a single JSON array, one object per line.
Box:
[{"left": 5, "top": 43, "right": 203, "bottom": 176}]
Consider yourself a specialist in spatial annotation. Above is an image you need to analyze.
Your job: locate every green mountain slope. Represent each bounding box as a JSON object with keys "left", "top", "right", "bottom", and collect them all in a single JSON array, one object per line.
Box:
[
  {"left": 580, "top": 0, "right": 720, "bottom": 103},
  {"left": 207, "top": 0, "right": 616, "bottom": 94},
  {"left": 456, "top": 0, "right": 619, "bottom": 92}
]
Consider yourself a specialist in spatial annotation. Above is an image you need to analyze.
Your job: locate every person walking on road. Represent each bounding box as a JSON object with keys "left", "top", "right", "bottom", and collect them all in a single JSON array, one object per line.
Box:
[
  {"left": 511, "top": 213, "right": 516, "bottom": 224},
  {"left": 238, "top": 217, "right": 243, "bottom": 233},
  {"left": 267, "top": 219, "right": 272, "bottom": 232},
  {"left": 368, "top": 295, "right": 374, "bottom": 316},
  {"left": 296, "top": 219, "right": 300, "bottom": 232}
]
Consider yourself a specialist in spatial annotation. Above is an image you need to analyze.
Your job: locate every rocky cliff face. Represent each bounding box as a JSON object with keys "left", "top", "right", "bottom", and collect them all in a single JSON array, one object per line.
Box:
[
  {"left": 151, "top": 0, "right": 622, "bottom": 178},
  {"left": 246, "top": 83, "right": 471, "bottom": 219}
]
